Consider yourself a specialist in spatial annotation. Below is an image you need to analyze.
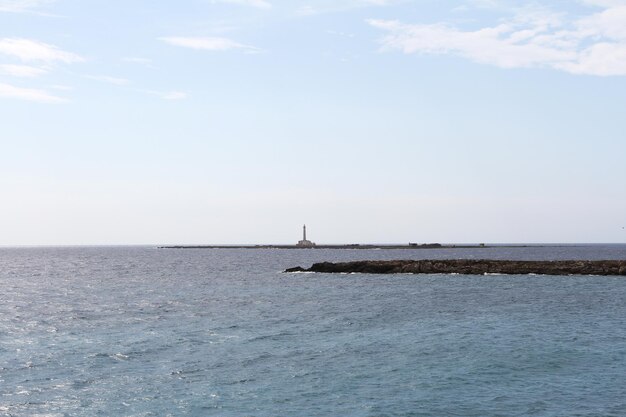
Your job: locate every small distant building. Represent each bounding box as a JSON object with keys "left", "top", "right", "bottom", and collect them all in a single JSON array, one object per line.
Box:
[{"left": 296, "top": 224, "right": 316, "bottom": 248}]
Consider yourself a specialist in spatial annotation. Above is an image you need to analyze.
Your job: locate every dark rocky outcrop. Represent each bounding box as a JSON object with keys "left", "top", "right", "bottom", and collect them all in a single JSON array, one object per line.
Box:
[
  {"left": 285, "top": 260, "right": 626, "bottom": 276},
  {"left": 284, "top": 266, "right": 306, "bottom": 273}
]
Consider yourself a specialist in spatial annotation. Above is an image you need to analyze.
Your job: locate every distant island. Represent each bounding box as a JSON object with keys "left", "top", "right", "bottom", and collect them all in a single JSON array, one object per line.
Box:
[
  {"left": 159, "top": 243, "right": 519, "bottom": 250},
  {"left": 159, "top": 225, "right": 544, "bottom": 250},
  {"left": 162, "top": 243, "right": 437, "bottom": 249}
]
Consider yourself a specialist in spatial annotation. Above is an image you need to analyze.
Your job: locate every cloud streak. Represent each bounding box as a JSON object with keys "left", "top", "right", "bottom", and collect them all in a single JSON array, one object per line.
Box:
[
  {"left": 368, "top": 2, "right": 626, "bottom": 76},
  {"left": 0, "top": 64, "right": 47, "bottom": 77},
  {"left": 159, "top": 36, "right": 259, "bottom": 52},
  {"left": 85, "top": 75, "right": 131, "bottom": 85},
  {"left": 212, "top": 0, "right": 272, "bottom": 9},
  {"left": 0, "top": 38, "right": 83, "bottom": 64},
  {"left": 0, "top": 82, "right": 66, "bottom": 103},
  {"left": 295, "top": 0, "right": 397, "bottom": 16},
  {"left": 144, "top": 90, "right": 189, "bottom": 100},
  {"left": 0, "top": 0, "right": 54, "bottom": 13}
]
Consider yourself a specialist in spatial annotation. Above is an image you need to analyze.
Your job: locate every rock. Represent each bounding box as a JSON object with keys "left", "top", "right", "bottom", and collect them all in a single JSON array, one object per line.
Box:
[
  {"left": 284, "top": 259, "right": 626, "bottom": 276},
  {"left": 284, "top": 266, "right": 306, "bottom": 272}
]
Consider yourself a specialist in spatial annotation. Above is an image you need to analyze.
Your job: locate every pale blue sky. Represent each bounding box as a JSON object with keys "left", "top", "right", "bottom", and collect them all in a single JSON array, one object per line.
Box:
[{"left": 1, "top": 0, "right": 625, "bottom": 245}]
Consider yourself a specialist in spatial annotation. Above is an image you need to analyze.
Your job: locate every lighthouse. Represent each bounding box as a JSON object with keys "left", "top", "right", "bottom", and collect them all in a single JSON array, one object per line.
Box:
[{"left": 296, "top": 224, "right": 316, "bottom": 248}]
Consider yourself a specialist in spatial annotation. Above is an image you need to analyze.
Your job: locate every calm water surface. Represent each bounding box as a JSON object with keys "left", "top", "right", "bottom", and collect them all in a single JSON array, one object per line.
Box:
[{"left": 1, "top": 245, "right": 626, "bottom": 416}]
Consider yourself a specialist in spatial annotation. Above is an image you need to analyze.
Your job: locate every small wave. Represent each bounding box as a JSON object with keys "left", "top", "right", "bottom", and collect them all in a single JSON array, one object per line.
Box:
[
  {"left": 224, "top": 378, "right": 256, "bottom": 386},
  {"left": 113, "top": 353, "right": 129, "bottom": 360},
  {"left": 90, "top": 352, "right": 129, "bottom": 361},
  {"left": 247, "top": 332, "right": 293, "bottom": 343},
  {"left": 171, "top": 368, "right": 203, "bottom": 378}
]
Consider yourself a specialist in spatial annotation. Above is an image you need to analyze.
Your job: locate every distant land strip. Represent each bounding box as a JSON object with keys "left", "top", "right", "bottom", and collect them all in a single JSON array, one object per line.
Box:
[
  {"left": 285, "top": 260, "right": 626, "bottom": 276},
  {"left": 159, "top": 244, "right": 537, "bottom": 250}
]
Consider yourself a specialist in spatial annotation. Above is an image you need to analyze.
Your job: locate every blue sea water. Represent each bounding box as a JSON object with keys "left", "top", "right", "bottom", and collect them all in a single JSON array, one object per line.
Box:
[{"left": 1, "top": 245, "right": 626, "bottom": 417}]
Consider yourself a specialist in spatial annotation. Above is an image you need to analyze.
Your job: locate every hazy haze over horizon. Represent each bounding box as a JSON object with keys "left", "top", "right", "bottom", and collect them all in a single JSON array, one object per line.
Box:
[{"left": 1, "top": 0, "right": 625, "bottom": 245}]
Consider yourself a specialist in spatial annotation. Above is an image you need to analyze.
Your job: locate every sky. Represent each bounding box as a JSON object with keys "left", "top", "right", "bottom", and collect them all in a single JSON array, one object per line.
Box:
[{"left": 1, "top": 0, "right": 626, "bottom": 245}]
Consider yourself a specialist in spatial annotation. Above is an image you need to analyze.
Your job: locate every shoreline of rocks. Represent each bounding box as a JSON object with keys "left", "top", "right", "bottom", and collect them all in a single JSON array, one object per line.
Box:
[{"left": 285, "top": 259, "right": 626, "bottom": 276}]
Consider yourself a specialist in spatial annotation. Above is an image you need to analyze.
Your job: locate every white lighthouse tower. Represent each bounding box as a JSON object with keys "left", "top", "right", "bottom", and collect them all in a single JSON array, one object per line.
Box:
[{"left": 296, "top": 224, "right": 316, "bottom": 248}]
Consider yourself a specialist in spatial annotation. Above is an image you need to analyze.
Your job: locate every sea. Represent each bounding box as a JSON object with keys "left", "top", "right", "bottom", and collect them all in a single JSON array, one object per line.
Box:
[{"left": 1, "top": 244, "right": 626, "bottom": 417}]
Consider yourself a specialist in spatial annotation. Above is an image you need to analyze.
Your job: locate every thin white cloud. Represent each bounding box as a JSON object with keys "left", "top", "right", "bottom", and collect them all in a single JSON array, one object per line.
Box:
[
  {"left": 0, "top": 0, "right": 54, "bottom": 13},
  {"left": 85, "top": 75, "right": 130, "bottom": 85},
  {"left": 212, "top": 0, "right": 272, "bottom": 9},
  {"left": 582, "top": 0, "right": 626, "bottom": 7},
  {"left": 159, "top": 36, "right": 259, "bottom": 52},
  {"left": 123, "top": 57, "right": 157, "bottom": 70},
  {"left": 368, "top": 2, "right": 626, "bottom": 76},
  {"left": 0, "top": 64, "right": 47, "bottom": 77},
  {"left": 123, "top": 57, "right": 153, "bottom": 65},
  {"left": 49, "top": 84, "right": 73, "bottom": 90},
  {"left": 161, "top": 91, "right": 188, "bottom": 100},
  {"left": 0, "top": 38, "right": 83, "bottom": 64},
  {"left": 295, "top": 5, "right": 317, "bottom": 16},
  {"left": 295, "top": 0, "right": 397, "bottom": 16},
  {"left": 461, "top": 0, "right": 502, "bottom": 10},
  {"left": 159, "top": 91, "right": 188, "bottom": 100},
  {"left": 362, "top": 0, "right": 393, "bottom": 5},
  {"left": 327, "top": 30, "right": 356, "bottom": 38},
  {"left": 0, "top": 82, "right": 66, "bottom": 103},
  {"left": 142, "top": 89, "right": 189, "bottom": 100}
]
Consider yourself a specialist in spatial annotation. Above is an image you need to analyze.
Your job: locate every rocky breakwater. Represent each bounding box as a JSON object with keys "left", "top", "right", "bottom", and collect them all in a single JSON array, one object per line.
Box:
[{"left": 285, "top": 259, "right": 626, "bottom": 275}]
